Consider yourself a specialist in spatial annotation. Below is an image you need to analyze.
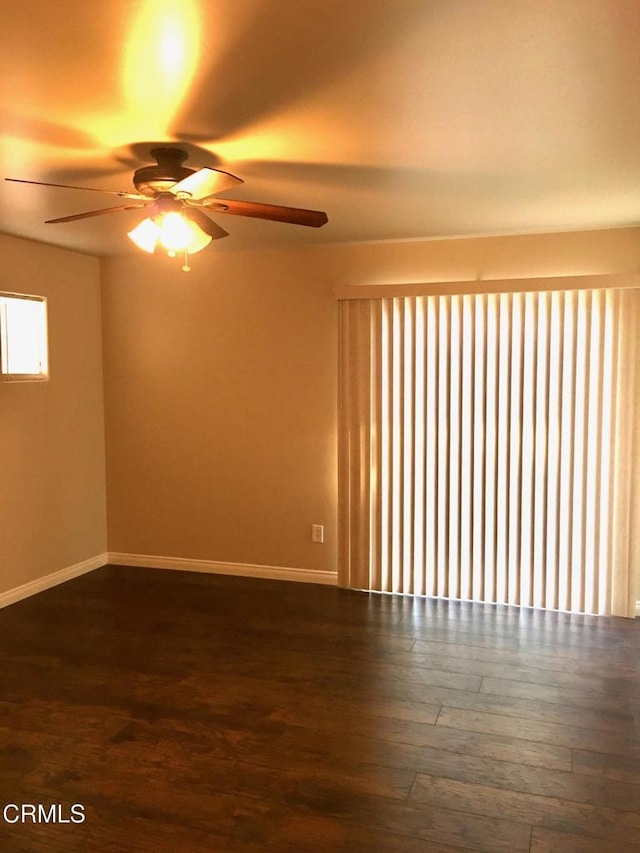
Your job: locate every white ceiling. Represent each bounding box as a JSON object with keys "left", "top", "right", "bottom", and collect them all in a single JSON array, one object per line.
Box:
[{"left": 0, "top": 0, "right": 638, "bottom": 256}]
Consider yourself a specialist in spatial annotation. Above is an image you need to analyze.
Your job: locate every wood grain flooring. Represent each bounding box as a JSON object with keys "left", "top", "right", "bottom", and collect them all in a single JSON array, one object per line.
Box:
[{"left": 0, "top": 565, "right": 638, "bottom": 852}]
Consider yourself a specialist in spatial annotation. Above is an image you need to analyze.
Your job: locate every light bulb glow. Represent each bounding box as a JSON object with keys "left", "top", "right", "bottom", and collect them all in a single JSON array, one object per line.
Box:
[
  {"left": 128, "top": 211, "right": 213, "bottom": 256},
  {"left": 159, "top": 212, "right": 194, "bottom": 252}
]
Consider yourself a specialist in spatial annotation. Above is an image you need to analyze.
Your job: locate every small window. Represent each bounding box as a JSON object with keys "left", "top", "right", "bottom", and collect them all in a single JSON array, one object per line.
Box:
[{"left": 0, "top": 293, "right": 49, "bottom": 382}]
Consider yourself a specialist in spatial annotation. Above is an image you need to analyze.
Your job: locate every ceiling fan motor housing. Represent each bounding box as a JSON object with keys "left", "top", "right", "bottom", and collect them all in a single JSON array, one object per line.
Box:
[{"left": 133, "top": 147, "right": 195, "bottom": 196}]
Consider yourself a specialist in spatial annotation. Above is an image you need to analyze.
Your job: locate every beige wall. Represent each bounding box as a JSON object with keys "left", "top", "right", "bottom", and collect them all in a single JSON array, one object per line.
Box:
[
  {"left": 1, "top": 225, "right": 636, "bottom": 601},
  {"left": 101, "top": 247, "right": 337, "bottom": 571},
  {"left": 101, "top": 227, "right": 640, "bottom": 583},
  {"left": 0, "top": 234, "right": 107, "bottom": 597}
]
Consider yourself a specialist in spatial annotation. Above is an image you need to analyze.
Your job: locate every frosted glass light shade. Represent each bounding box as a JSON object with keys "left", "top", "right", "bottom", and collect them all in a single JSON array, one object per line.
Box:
[
  {"left": 127, "top": 218, "right": 161, "bottom": 253},
  {"left": 127, "top": 212, "right": 212, "bottom": 255},
  {"left": 180, "top": 220, "right": 212, "bottom": 253}
]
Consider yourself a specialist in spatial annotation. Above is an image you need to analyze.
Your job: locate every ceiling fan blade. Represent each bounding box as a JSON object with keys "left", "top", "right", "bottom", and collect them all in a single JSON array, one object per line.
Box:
[
  {"left": 45, "top": 203, "right": 150, "bottom": 224},
  {"left": 184, "top": 208, "right": 229, "bottom": 239},
  {"left": 170, "top": 167, "right": 243, "bottom": 200},
  {"left": 5, "top": 177, "right": 147, "bottom": 201},
  {"left": 204, "top": 198, "right": 328, "bottom": 228}
]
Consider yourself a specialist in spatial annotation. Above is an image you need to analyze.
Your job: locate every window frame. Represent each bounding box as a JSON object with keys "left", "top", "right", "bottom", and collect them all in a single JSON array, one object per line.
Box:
[{"left": 0, "top": 291, "right": 49, "bottom": 383}]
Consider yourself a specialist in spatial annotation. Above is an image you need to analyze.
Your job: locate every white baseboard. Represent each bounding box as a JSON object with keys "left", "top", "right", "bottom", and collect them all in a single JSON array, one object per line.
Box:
[
  {"left": 0, "top": 553, "right": 108, "bottom": 610},
  {"left": 636, "top": 600, "right": 640, "bottom": 618},
  {"left": 107, "top": 552, "right": 338, "bottom": 586}
]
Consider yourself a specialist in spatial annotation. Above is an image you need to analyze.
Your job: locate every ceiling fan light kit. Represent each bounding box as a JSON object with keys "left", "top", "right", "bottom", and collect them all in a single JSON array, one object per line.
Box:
[
  {"left": 127, "top": 194, "right": 213, "bottom": 267},
  {"left": 4, "top": 147, "right": 329, "bottom": 272}
]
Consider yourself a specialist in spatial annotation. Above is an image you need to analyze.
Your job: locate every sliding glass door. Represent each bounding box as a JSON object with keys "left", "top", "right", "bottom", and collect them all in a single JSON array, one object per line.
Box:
[{"left": 338, "top": 285, "right": 640, "bottom": 616}]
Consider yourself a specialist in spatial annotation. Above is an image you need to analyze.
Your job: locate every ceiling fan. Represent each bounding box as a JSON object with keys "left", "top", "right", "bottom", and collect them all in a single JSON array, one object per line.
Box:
[{"left": 4, "top": 147, "right": 329, "bottom": 269}]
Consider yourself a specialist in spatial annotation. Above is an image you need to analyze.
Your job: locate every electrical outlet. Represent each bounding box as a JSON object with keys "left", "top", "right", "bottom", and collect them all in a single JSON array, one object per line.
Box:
[{"left": 311, "top": 524, "right": 324, "bottom": 544}]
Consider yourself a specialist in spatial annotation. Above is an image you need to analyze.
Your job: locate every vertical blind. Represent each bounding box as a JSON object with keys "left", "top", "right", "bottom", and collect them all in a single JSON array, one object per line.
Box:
[{"left": 338, "top": 287, "right": 640, "bottom": 616}]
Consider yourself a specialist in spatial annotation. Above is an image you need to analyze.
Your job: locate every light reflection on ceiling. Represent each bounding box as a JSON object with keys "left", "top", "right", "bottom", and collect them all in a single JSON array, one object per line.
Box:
[{"left": 0, "top": 0, "right": 638, "bottom": 257}]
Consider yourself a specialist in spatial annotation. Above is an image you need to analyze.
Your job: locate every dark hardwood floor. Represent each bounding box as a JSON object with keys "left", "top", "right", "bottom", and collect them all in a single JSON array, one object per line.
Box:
[{"left": 0, "top": 565, "right": 638, "bottom": 852}]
